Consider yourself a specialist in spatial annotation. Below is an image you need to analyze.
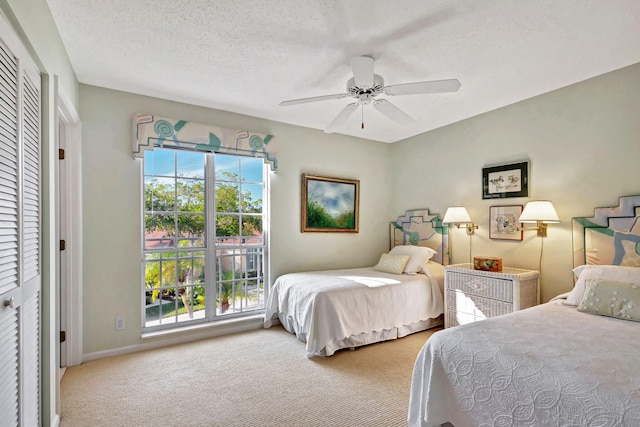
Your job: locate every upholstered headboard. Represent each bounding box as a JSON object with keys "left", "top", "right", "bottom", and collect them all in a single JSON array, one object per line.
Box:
[
  {"left": 572, "top": 195, "right": 640, "bottom": 268},
  {"left": 390, "top": 209, "right": 449, "bottom": 265}
]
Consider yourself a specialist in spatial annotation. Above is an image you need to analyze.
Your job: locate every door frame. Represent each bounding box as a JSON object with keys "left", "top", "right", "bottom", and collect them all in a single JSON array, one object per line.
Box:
[{"left": 57, "top": 87, "right": 82, "bottom": 367}]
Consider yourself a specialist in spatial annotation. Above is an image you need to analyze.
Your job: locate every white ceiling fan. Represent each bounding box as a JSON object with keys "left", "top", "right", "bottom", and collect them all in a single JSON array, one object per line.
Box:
[{"left": 279, "top": 56, "right": 461, "bottom": 133}]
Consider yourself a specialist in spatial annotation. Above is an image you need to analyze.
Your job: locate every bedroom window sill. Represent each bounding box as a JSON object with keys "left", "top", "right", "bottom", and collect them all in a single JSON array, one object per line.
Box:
[{"left": 141, "top": 313, "right": 265, "bottom": 340}]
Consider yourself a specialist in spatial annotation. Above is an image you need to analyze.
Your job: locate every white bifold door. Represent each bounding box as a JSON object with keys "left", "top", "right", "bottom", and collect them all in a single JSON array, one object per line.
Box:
[{"left": 0, "top": 15, "right": 42, "bottom": 427}]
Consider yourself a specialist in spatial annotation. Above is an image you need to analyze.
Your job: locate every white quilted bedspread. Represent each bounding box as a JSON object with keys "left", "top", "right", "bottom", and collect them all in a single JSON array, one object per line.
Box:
[
  {"left": 408, "top": 300, "right": 640, "bottom": 427},
  {"left": 263, "top": 267, "right": 443, "bottom": 357}
]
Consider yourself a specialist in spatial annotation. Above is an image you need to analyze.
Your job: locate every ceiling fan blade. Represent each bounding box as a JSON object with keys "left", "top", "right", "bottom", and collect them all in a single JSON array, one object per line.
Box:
[
  {"left": 350, "top": 56, "right": 374, "bottom": 88},
  {"left": 384, "top": 79, "right": 461, "bottom": 96},
  {"left": 324, "top": 103, "right": 358, "bottom": 133},
  {"left": 279, "top": 93, "right": 349, "bottom": 107},
  {"left": 371, "top": 99, "right": 414, "bottom": 124}
]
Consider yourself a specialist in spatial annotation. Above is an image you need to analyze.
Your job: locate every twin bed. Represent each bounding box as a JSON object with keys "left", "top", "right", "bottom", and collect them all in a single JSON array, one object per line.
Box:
[
  {"left": 263, "top": 209, "right": 449, "bottom": 357},
  {"left": 408, "top": 195, "right": 640, "bottom": 426}
]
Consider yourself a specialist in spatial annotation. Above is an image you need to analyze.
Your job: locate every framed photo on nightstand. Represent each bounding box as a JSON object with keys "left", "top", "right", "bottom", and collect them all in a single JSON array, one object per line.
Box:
[{"left": 489, "top": 205, "right": 523, "bottom": 241}]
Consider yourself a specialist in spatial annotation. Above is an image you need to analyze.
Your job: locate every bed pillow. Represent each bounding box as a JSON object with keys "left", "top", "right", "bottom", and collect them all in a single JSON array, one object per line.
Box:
[
  {"left": 374, "top": 253, "right": 410, "bottom": 275},
  {"left": 421, "top": 261, "right": 445, "bottom": 295},
  {"left": 388, "top": 245, "right": 437, "bottom": 274},
  {"left": 577, "top": 277, "right": 640, "bottom": 322},
  {"left": 566, "top": 265, "right": 640, "bottom": 306}
]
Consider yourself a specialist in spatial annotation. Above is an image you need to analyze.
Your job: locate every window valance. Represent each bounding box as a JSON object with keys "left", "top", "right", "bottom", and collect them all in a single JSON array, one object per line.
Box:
[{"left": 133, "top": 114, "right": 277, "bottom": 170}]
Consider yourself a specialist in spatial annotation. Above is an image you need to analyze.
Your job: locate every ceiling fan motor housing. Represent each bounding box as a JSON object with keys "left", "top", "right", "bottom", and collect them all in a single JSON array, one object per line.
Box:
[{"left": 346, "top": 74, "right": 385, "bottom": 99}]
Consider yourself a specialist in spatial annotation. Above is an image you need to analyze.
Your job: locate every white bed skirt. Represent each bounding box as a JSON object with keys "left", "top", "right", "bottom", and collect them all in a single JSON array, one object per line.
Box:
[{"left": 271, "top": 314, "right": 443, "bottom": 357}]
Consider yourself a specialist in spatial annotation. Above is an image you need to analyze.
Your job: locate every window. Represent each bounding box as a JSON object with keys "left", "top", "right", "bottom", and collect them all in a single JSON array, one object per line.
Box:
[{"left": 143, "top": 149, "right": 268, "bottom": 330}]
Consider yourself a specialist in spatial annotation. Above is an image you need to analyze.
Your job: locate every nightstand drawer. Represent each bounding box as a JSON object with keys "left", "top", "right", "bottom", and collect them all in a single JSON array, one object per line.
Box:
[
  {"left": 446, "top": 271, "right": 513, "bottom": 302},
  {"left": 447, "top": 290, "right": 512, "bottom": 318},
  {"left": 443, "top": 264, "right": 540, "bottom": 328}
]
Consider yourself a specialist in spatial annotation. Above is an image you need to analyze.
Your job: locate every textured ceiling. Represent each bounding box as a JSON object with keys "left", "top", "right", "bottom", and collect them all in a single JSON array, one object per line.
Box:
[{"left": 46, "top": 0, "right": 640, "bottom": 143}]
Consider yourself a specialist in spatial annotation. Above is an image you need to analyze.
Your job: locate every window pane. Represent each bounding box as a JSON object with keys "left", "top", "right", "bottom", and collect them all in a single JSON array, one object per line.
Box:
[
  {"left": 146, "top": 295, "right": 179, "bottom": 327},
  {"left": 216, "top": 249, "right": 234, "bottom": 277},
  {"left": 160, "top": 259, "right": 177, "bottom": 286},
  {"left": 177, "top": 284, "right": 205, "bottom": 321},
  {"left": 216, "top": 182, "right": 240, "bottom": 213},
  {"left": 191, "top": 257, "right": 205, "bottom": 285},
  {"left": 146, "top": 177, "right": 175, "bottom": 213},
  {"left": 176, "top": 179, "right": 204, "bottom": 212},
  {"left": 241, "top": 183, "right": 262, "bottom": 213},
  {"left": 216, "top": 252, "right": 238, "bottom": 315},
  {"left": 145, "top": 214, "right": 175, "bottom": 249},
  {"left": 242, "top": 278, "right": 264, "bottom": 311},
  {"left": 144, "top": 149, "right": 175, "bottom": 177},
  {"left": 241, "top": 157, "right": 263, "bottom": 183},
  {"left": 217, "top": 280, "right": 236, "bottom": 315},
  {"left": 215, "top": 155, "right": 239, "bottom": 181},
  {"left": 177, "top": 259, "right": 192, "bottom": 285},
  {"left": 242, "top": 215, "right": 262, "bottom": 237},
  {"left": 177, "top": 213, "right": 205, "bottom": 239},
  {"left": 145, "top": 259, "right": 161, "bottom": 290},
  {"left": 146, "top": 212, "right": 175, "bottom": 234},
  {"left": 177, "top": 151, "right": 204, "bottom": 179},
  {"left": 216, "top": 214, "right": 239, "bottom": 237}
]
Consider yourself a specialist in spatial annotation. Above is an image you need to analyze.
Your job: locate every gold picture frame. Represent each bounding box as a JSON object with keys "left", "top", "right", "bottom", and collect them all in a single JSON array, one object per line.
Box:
[{"left": 301, "top": 174, "right": 359, "bottom": 233}]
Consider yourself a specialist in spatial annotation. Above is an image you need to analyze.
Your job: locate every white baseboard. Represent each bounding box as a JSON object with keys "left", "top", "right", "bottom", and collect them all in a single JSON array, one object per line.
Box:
[{"left": 82, "top": 316, "right": 264, "bottom": 362}]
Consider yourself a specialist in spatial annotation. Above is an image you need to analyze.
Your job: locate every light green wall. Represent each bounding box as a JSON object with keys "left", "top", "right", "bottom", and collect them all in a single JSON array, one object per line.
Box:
[
  {"left": 79, "top": 84, "right": 393, "bottom": 354},
  {"left": 391, "top": 62, "right": 640, "bottom": 302}
]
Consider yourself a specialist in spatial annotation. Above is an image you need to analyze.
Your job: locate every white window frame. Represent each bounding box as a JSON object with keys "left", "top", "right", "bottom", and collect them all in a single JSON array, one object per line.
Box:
[{"left": 141, "top": 149, "right": 269, "bottom": 333}]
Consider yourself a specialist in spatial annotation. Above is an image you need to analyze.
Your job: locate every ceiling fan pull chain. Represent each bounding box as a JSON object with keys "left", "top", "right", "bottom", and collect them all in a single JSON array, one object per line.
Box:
[{"left": 361, "top": 104, "right": 364, "bottom": 129}]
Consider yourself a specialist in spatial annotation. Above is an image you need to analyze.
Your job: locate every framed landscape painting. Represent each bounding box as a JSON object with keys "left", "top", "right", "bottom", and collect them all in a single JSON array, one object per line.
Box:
[{"left": 301, "top": 174, "right": 359, "bottom": 233}]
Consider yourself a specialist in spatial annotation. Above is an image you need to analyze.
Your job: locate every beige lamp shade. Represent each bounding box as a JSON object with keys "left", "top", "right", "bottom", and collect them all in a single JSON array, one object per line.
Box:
[
  {"left": 442, "top": 207, "right": 472, "bottom": 224},
  {"left": 519, "top": 201, "right": 560, "bottom": 223}
]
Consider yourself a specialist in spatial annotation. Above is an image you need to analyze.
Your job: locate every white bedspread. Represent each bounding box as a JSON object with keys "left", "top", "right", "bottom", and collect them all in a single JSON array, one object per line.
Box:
[
  {"left": 408, "top": 300, "right": 640, "bottom": 426},
  {"left": 263, "top": 267, "right": 444, "bottom": 357}
]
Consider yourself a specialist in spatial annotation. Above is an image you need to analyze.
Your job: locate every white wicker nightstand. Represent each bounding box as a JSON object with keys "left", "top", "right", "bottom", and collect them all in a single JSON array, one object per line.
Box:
[{"left": 444, "top": 263, "right": 540, "bottom": 328}]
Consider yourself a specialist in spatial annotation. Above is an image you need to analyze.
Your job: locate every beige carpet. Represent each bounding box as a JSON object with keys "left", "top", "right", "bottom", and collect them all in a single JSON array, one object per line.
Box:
[{"left": 61, "top": 325, "right": 440, "bottom": 427}]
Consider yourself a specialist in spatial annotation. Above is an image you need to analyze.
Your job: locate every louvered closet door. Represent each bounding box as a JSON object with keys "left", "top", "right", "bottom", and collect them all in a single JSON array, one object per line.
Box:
[
  {"left": 20, "top": 56, "right": 41, "bottom": 427},
  {"left": 0, "top": 16, "right": 41, "bottom": 427}
]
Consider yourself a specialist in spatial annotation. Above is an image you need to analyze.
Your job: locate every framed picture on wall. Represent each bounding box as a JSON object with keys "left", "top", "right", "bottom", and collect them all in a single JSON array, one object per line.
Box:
[
  {"left": 301, "top": 174, "right": 359, "bottom": 233},
  {"left": 489, "top": 205, "right": 523, "bottom": 241},
  {"left": 482, "top": 161, "right": 529, "bottom": 199}
]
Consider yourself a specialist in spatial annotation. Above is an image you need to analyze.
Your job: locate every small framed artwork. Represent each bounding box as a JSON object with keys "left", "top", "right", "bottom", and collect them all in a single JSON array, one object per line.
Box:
[
  {"left": 301, "top": 174, "right": 359, "bottom": 233},
  {"left": 482, "top": 161, "right": 529, "bottom": 199},
  {"left": 489, "top": 205, "right": 523, "bottom": 241}
]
